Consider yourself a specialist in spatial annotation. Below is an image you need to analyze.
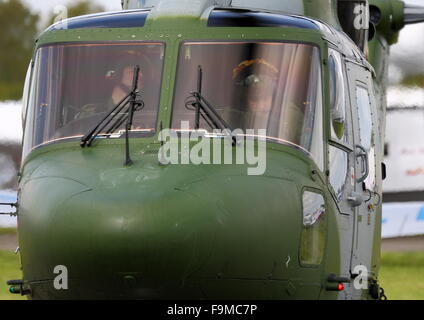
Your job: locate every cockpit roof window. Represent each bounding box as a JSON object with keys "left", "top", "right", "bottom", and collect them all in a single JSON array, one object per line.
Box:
[
  {"left": 46, "top": 10, "right": 150, "bottom": 31},
  {"left": 208, "top": 9, "right": 320, "bottom": 29},
  {"left": 23, "top": 42, "right": 164, "bottom": 158}
]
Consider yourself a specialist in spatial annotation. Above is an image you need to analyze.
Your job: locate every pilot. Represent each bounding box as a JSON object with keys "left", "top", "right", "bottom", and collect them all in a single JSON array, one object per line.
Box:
[
  {"left": 53, "top": 48, "right": 164, "bottom": 142},
  {"left": 108, "top": 64, "right": 144, "bottom": 107},
  {"left": 75, "top": 62, "right": 144, "bottom": 119},
  {"left": 232, "top": 58, "right": 306, "bottom": 144},
  {"left": 73, "top": 60, "right": 150, "bottom": 131},
  {"left": 232, "top": 58, "right": 279, "bottom": 131}
]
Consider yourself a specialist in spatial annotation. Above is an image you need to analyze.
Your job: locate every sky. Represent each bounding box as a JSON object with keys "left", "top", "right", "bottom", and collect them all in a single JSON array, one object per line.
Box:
[{"left": 22, "top": 0, "right": 122, "bottom": 19}]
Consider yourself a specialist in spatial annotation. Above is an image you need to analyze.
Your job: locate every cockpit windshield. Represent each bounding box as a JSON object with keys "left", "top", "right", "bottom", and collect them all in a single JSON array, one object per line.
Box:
[
  {"left": 172, "top": 41, "right": 323, "bottom": 169},
  {"left": 23, "top": 42, "right": 164, "bottom": 156}
]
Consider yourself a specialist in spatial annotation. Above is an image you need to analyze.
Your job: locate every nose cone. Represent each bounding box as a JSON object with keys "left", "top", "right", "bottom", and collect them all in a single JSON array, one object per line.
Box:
[
  {"left": 18, "top": 163, "right": 304, "bottom": 299},
  {"left": 19, "top": 176, "right": 217, "bottom": 299}
]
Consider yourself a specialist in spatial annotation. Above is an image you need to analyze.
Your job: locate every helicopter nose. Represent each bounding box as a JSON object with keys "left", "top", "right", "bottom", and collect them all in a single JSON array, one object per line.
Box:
[
  {"left": 18, "top": 170, "right": 304, "bottom": 299},
  {"left": 19, "top": 178, "right": 217, "bottom": 299}
]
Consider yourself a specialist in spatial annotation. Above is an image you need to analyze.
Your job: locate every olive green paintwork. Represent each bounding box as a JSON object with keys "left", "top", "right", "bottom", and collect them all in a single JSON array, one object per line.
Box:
[
  {"left": 369, "top": 0, "right": 405, "bottom": 45},
  {"left": 14, "top": 0, "right": 411, "bottom": 299},
  {"left": 16, "top": 17, "right": 343, "bottom": 299},
  {"left": 18, "top": 142, "right": 338, "bottom": 299}
]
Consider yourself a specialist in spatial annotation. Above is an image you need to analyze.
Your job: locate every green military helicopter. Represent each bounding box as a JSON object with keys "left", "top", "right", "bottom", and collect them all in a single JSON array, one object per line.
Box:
[{"left": 2, "top": 0, "right": 424, "bottom": 300}]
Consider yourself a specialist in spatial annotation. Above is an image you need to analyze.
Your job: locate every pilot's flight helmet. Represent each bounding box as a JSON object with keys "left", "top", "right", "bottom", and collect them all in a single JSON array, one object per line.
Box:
[{"left": 232, "top": 58, "right": 279, "bottom": 90}]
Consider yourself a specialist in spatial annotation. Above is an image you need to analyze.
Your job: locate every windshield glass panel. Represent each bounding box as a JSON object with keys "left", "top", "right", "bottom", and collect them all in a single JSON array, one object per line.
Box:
[
  {"left": 24, "top": 42, "right": 164, "bottom": 154},
  {"left": 172, "top": 41, "right": 323, "bottom": 168}
]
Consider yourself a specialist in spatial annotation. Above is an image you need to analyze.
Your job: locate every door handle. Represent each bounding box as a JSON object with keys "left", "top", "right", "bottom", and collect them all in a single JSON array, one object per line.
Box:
[
  {"left": 348, "top": 192, "right": 366, "bottom": 207},
  {"left": 355, "top": 145, "right": 369, "bottom": 183}
]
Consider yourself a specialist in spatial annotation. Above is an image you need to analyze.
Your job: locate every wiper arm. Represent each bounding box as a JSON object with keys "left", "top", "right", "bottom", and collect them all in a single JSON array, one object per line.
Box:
[
  {"left": 189, "top": 65, "right": 235, "bottom": 144},
  {"left": 80, "top": 93, "right": 131, "bottom": 148},
  {"left": 80, "top": 66, "right": 144, "bottom": 151},
  {"left": 124, "top": 65, "right": 144, "bottom": 166}
]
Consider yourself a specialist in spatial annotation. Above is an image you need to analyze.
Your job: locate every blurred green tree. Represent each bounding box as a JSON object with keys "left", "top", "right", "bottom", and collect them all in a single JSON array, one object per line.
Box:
[
  {"left": 46, "top": 0, "right": 105, "bottom": 28},
  {"left": 401, "top": 74, "right": 424, "bottom": 88},
  {"left": 0, "top": 0, "right": 39, "bottom": 101},
  {"left": 0, "top": 0, "right": 106, "bottom": 101}
]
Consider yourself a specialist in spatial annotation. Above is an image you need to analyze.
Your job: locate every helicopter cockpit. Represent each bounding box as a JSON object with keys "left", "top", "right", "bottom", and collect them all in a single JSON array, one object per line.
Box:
[
  {"left": 172, "top": 41, "right": 324, "bottom": 169},
  {"left": 23, "top": 39, "right": 324, "bottom": 169},
  {"left": 22, "top": 42, "right": 164, "bottom": 157}
]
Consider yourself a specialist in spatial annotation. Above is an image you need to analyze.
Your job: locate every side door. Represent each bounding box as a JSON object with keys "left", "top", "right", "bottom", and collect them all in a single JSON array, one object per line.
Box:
[
  {"left": 345, "top": 61, "right": 378, "bottom": 290},
  {"left": 327, "top": 49, "right": 356, "bottom": 285}
]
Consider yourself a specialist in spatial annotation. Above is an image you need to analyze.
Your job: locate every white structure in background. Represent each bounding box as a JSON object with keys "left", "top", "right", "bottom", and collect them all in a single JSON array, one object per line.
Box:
[
  {"left": 0, "top": 101, "right": 21, "bottom": 227},
  {"left": 0, "top": 101, "right": 22, "bottom": 142},
  {"left": 382, "top": 87, "right": 424, "bottom": 238},
  {"left": 384, "top": 108, "right": 424, "bottom": 193},
  {"left": 382, "top": 202, "right": 424, "bottom": 238},
  {"left": 0, "top": 191, "right": 17, "bottom": 227}
]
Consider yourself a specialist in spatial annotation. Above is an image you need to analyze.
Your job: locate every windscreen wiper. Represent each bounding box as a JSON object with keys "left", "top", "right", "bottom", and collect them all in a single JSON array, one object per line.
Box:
[
  {"left": 123, "top": 65, "right": 144, "bottom": 166},
  {"left": 80, "top": 93, "right": 130, "bottom": 148},
  {"left": 80, "top": 66, "right": 144, "bottom": 148},
  {"left": 187, "top": 65, "right": 236, "bottom": 145},
  {"left": 80, "top": 65, "right": 144, "bottom": 165}
]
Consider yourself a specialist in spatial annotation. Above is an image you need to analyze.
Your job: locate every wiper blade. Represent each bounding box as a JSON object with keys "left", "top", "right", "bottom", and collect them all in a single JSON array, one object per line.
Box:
[
  {"left": 80, "top": 93, "right": 130, "bottom": 148},
  {"left": 106, "top": 95, "right": 144, "bottom": 136},
  {"left": 80, "top": 66, "right": 143, "bottom": 149},
  {"left": 188, "top": 65, "right": 235, "bottom": 144}
]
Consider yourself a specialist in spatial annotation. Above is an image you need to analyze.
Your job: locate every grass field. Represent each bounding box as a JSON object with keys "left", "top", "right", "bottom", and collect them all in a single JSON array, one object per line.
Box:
[
  {"left": 379, "top": 252, "right": 424, "bottom": 300},
  {"left": 0, "top": 230, "right": 423, "bottom": 300},
  {"left": 0, "top": 228, "right": 17, "bottom": 236},
  {"left": 0, "top": 250, "right": 24, "bottom": 300}
]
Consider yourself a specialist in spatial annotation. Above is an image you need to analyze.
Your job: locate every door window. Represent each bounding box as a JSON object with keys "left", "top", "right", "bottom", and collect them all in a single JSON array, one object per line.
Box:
[
  {"left": 328, "top": 50, "right": 352, "bottom": 202},
  {"left": 356, "top": 86, "right": 376, "bottom": 190}
]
